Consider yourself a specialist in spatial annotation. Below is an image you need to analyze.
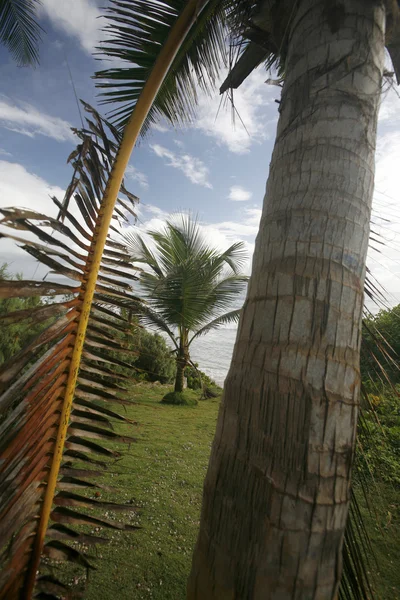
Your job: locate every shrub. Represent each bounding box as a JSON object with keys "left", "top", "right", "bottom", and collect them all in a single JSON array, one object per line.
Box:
[
  {"left": 161, "top": 391, "right": 198, "bottom": 406},
  {"left": 184, "top": 364, "right": 220, "bottom": 390},
  {"left": 0, "top": 264, "right": 51, "bottom": 365},
  {"left": 135, "top": 330, "right": 176, "bottom": 383},
  {"left": 355, "top": 387, "right": 400, "bottom": 485}
]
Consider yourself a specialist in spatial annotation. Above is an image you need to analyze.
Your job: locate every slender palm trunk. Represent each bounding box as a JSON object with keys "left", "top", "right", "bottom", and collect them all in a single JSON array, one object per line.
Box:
[
  {"left": 188, "top": 1, "right": 385, "bottom": 598},
  {"left": 175, "top": 354, "right": 186, "bottom": 392},
  {"left": 175, "top": 332, "right": 188, "bottom": 392}
]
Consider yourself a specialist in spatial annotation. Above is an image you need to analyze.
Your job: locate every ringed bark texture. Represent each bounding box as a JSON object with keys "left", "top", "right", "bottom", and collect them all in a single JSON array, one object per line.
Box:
[{"left": 188, "top": 1, "right": 385, "bottom": 598}]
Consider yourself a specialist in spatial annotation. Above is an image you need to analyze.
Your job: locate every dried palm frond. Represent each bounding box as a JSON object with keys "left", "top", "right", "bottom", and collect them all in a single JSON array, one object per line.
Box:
[
  {"left": 1, "top": 4, "right": 235, "bottom": 597},
  {"left": 0, "top": 103, "right": 141, "bottom": 599}
]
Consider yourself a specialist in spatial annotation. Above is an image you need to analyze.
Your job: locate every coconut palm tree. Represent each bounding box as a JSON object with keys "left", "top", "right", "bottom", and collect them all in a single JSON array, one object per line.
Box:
[
  {"left": 124, "top": 215, "right": 248, "bottom": 394},
  {"left": 1, "top": 1, "right": 400, "bottom": 598},
  {"left": 0, "top": 0, "right": 43, "bottom": 66},
  {"left": 187, "top": 3, "right": 399, "bottom": 599}
]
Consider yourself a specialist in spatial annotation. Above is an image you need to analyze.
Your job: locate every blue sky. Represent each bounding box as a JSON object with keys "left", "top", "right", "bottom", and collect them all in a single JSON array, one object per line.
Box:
[{"left": 1, "top": 0, "right": 400, "bottom": 310}]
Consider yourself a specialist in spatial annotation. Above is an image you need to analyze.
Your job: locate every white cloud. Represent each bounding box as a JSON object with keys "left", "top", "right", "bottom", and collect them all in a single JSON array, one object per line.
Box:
[
  {"left": 193, "top": 66, "right": 278, "bottom": 154},
  {"left": 0, "top": 98, "right": 75, "bottom": 142},
  {"left": 126, "top": 165, "right": 149, "bottom": 190},
  {"left": 0, "top": 161, "right": 67, "bottom": 277},
  {"left": 150, "top": 144, "right": 212, "bottom": 188},
  {"left": 0, "top": 148, "right": 12, "bottom": 157},
  {"left": 123, "top": 205, "right": 261, "bottom": 276},
  {"left": 228, "top": 185, "right": 252, "bottom": 202},
  {"left": 364, "top": 123, "right": 400, "bottom": 308},
  {"left": 151, "top": 122, "right": 169, "bottom": 133},
  {"left": 39, "top": 0, "right": 102, "bottom": 54},
  {"left": 378, "top": 84, "right": 400, "bottom": 124},
  {"left": 0, "top": 161, "right": 64, "bottom": 215},
  {"left": 202, "top": 208, "right": 261, "bottom": 243},
  {"left": 174, "top": 139, "right": 185, "bottom": 149},
  {"left": 144, "top": 204, "right": 167, "bottom": 218}
]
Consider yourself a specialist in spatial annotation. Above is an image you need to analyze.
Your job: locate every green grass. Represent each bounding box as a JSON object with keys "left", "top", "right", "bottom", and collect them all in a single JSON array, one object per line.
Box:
[
  {"left": 57, "top": 384, "right": 399, "bottom": 600},
  {"left": 61, "top": 384, "right": 220, "bottom": 600},
  {"left": 356, "top": 483, "right": 400, "bottom": 599}
]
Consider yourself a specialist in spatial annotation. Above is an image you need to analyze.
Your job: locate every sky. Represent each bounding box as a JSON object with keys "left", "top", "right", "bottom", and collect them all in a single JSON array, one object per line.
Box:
[{"left": 1, "top": 0, "right": 400, "bottom": 313}]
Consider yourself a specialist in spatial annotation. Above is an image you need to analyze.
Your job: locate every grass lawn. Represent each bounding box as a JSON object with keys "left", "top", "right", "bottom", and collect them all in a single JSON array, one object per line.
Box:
[{"left": 58, "top": 384, "right": 399, "bottom": 599}]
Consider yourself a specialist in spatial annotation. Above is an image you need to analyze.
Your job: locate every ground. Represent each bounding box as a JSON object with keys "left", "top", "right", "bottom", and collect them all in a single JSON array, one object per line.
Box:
[{"left": 57, "top": 384, "right": 399, "bottom": 600}]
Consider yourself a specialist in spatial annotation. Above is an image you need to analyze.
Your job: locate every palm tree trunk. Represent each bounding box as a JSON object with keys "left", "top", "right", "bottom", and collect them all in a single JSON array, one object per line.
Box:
[
  {"left": 175, "top": 334, "right": 188, "bottom": 392},
  {"left": 175, "top": 355, "right": 186, "bottom": 392},
  {"left": 188, "top": 1, "right": 385, "bottom": 598}
]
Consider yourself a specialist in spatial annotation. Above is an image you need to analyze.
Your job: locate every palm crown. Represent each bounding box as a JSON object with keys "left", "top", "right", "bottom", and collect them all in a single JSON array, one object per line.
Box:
[
  {"left": 0, "top": 0, "right": 43, "bottom": 66},
  {"left": 124, "top": 214, "right": 248, "bottom": 392}
]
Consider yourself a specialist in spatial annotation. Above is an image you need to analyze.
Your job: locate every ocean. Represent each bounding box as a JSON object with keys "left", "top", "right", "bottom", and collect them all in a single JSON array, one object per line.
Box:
[{"left": 190, "top": 326, "right": 238, "bottom": 387}]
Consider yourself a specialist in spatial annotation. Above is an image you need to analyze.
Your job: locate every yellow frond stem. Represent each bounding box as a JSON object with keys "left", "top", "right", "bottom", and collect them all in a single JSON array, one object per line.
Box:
[{"left": 23, "top": 1, "right": 210, "bottom": 597}]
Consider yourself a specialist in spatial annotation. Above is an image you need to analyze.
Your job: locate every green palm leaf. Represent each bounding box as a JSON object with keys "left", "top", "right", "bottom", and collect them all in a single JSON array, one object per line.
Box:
[
  {"left": 124, "top": 216, "right": 248, "bottom": 331},
  {"left": 0, "top": 0, "right": 43, "bottom": 66},
  {"left": 94, "top": 0, "right": 228, "bottom": 131},
  {"left": 189, "top": 308, "right": 241, "bottom": 342},
  {"left": 123, "top": 215, "right": 248, "bottom": 393}
]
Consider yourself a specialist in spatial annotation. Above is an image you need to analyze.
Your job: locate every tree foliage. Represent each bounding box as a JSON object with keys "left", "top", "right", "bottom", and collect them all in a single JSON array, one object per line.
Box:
[
  {"left": 0, "top": 0, "right": 43, "bottom": 66},
  {"left": 133, "top": 329, "right": 176, "bottom": 384},
  {"left": 0, "top": 264, "right": 50, "bottom": 364},
  {"left": 361, "top": 305, "right": 400, "bottom": 386},
  {"left": 124, "top": 214, "right": 248, "bottom": 393},
  {"left": 357, "top": 388, "right": 400, "bottom": 485},
  {"left": 357, "top": 303, "right": 400, "bottom": 486}
]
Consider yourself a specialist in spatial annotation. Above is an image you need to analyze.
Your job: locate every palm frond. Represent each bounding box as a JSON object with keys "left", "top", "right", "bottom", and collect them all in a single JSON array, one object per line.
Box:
[
  {"left": 124, "top": 217, "right": 248, "bottom": 334},
  {"left": 0, "top": 0, "right": 43, "bottom": 66},
  {"left": 123, "top": 229, "right": 163, "bottom": 276},
  {"left": 210, "top": 241, "right": 248, "bottom": 275},
  {"left": 94, "top": 0, "right": 228, "bottom": 132},
  {"left": 189, "top": 308, "right": 241, "bottom": 343},
  {"left": 133, "top": 304, "right": 179, "bottom": 350},
  {"left": 0, "top": 103, "right": 141, "bottom": 599},
  {"left": 339, "top": 489, "right": 376, "bottom": 600}
]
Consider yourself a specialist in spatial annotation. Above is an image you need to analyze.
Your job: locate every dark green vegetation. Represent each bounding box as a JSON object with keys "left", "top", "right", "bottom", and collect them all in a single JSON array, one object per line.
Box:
[
  {"left": 0, "top": 265, "right": 49, "bottom": 364},
  {"left": 0, "top": 264, "right": 171, "bottom": 381},
  {"left": 357, "top": 305, "right": 400, "bottom": 488},
  {"left": 362, "top": 304, "right": 400, "bottom": 386},
  {"left": 357, "top": 389, "right": 400, "bottom": 486},
  {"left": 56, "top": 386, "right": 399, "bottom": 600},
  {"left": 161, "top": 390, "right": 199, "bottom": 406},
  {"left": 123, "top": 215, "right": 247, "bottom": 393},
  {"left": 0, "top": 265, "right": 219, "bottom": 394},
  {"left": 134, "top": 330, "right": 176, "bottom": 384}
]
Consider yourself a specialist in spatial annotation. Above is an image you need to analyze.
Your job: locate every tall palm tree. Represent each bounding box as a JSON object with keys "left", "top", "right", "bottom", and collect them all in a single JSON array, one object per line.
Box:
[
  {"left": 0, "top": 0, "right": 43, "bottom": 66},
  {"left": 1, "top": 1, "right": 399, "bottom": 598},
  {"left": 124, "top": 215, "right": 248, "bottom": 393},
  {"left": 187, "top": 2, "right": 397, "bottom": 599}
]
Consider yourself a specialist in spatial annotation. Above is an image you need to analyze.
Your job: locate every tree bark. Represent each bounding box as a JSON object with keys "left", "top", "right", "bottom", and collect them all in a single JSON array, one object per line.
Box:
[
  {"left": 188, "top": 1, "right": 385, "bottom": 598},
  {"left": 175, "top": 357, "right": 186, "bottom": 392},
  {"left": 175, "top": 334, "right": 188, "bottom": 392}
]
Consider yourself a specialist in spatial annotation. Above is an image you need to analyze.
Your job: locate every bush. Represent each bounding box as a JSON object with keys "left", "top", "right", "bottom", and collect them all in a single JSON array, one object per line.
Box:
[
  {"left": 135, "top": 330, "right": 176, "bottom": 383},
  {"left": 0, "top": 264, "right": 51, "bottom": 365},
  {"left": 161, "top": 391, "right": 198, "bottom": 406},
  {"left": 184, "top": 364, "right": 220, "bottom": 390},
  {"left": 355, "top": 387, "right": 400, "bottom": 485}
]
